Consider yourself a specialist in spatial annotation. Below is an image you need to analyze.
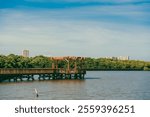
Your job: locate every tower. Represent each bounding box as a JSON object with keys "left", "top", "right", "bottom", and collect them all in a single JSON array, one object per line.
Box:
[{"left": 22, "top": 50, "right": 29, "bottom": 57}]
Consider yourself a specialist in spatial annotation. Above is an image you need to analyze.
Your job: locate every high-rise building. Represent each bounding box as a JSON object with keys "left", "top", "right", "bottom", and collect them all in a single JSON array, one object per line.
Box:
[
  {"left": 22, "top": 50, "right": 29, "bottom": 57},
  {"left": 105, "top": 56, "right": 129, "bottom": 60},
  {"left": 117, "top": 56, "right": 129, "bottom": 60}
]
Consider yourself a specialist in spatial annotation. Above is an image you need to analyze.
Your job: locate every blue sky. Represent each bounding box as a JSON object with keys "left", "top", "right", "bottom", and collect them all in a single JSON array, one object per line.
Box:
[{"left": 0, "top": 0, "right": 150, "bottom": 60}]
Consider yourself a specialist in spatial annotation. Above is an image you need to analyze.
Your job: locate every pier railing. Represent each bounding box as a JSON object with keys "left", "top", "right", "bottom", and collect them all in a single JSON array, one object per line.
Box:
[
  {"left": 0, "top": 68, "right": 85, "bottom": 75},
  {"left": 0, "top": 68, "right": 56, "bottom": 75}
]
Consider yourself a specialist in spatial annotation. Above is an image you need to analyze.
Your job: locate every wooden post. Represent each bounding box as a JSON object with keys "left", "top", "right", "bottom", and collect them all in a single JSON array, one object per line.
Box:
[
  {"left": 74, "top": 61, "right": 77, "bottom": 73},
  {"left": 55, "top": 60, "right": 58, "bottom": 69},
  {"left": 67, "top": 61, "right": 70, "bottom": 74},
  {"left": 31, "top": 75, "right": 34, "bottom": 81},
  {"left": 65, "top": 59, "right": 70, "bottom": 74},
  {"left": 52, "top": 63, "right": 55, "bottom": 69}
]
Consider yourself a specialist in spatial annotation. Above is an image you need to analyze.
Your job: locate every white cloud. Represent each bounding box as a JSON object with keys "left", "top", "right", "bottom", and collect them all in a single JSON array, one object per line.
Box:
[{"left": 0, "top": 7, "right": 149, "bottom": 60}]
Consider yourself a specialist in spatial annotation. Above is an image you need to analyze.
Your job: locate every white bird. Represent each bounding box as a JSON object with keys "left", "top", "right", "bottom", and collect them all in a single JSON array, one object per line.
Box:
[{"left": 34, "top": 88, "right": 39, "bottom": 97}]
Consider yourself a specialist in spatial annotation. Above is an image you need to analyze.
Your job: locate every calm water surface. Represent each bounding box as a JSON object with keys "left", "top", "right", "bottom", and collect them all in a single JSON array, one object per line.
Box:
[{"left": 0, "top": 71, "right": 150, "bottom": 100}]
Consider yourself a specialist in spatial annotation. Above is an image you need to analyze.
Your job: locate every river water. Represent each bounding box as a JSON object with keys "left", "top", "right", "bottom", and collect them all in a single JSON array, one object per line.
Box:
[{"left": 0, "top": 71, "right": 150, "bottom": 100}]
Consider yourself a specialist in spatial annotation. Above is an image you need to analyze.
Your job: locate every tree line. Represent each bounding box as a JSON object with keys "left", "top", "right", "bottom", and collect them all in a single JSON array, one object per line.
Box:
[
  {"left": 84, "top": 57, "right": 150, "bottom": 71},
  {"left": 0, "top": 54, "right": 150, "bottom": 71}
]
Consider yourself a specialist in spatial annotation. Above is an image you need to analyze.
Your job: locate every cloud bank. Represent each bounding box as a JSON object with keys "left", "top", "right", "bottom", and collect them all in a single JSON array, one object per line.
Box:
[{"left": 0, "top": 0, "right": 150, "bottom": 60}]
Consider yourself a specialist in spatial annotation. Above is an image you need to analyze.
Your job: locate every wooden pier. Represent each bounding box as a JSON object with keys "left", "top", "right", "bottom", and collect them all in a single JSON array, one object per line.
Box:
[
  {"left": 0, "top": 68, "right": 86, "bottom": 82},
  {"left": 0, "top": 56, "right": 86, "bottom": 82}
]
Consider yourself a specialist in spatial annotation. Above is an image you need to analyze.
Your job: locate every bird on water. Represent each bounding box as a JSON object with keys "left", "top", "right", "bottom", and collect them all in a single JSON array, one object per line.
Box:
[{"left": 34, "top": 88, "right": 39, "bottom": 97}]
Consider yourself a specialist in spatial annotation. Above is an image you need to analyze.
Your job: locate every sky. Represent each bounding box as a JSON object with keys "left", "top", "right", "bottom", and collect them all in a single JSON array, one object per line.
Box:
[{"left": 0, "top": 0, "right": 150, "bottom": 60}]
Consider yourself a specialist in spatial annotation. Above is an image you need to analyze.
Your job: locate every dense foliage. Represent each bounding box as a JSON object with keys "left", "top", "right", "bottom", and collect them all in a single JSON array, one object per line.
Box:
[
  {"left": 0, "top": 54, "right": 51, "bottom": 68},
  {"left": 0, "top": 54, "right": 150, "bottom": 71},
  {"left": 84, "top": 58, "right": 150, "bottom": 71}
]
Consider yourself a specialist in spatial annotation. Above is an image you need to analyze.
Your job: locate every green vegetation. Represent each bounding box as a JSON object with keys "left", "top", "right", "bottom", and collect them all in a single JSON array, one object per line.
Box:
[
  {"left": 84, "top": 58, "right": 150, "bottom": 71},
  {"left": 0, "top": 54, "right": 150, "bottom": 71},
  {"left": 0, "top": 54, "right": 51, "bottom": 68}
]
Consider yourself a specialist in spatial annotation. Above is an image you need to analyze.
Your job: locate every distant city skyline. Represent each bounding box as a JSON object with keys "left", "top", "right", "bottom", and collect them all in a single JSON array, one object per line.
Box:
[
  {"left": 0, "top": 0, "right": 150, "bottom": 61},
  {"left": 0, "top": 50, "right": 149, "bottom": 61}
]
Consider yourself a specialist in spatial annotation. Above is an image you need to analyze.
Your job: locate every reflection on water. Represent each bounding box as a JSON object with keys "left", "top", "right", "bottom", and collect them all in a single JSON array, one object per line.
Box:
[{"left": 0, "top": 71, "right": 150, "bottom": 100}]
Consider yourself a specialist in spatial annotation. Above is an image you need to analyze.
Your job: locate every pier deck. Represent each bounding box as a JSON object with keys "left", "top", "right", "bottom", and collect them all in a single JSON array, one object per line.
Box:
[{"left": 0, "top": 68, "right": 86, "bottom": 82}]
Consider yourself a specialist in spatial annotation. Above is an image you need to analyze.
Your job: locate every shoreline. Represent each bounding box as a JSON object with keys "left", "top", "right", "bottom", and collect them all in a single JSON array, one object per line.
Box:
[{"left": 85, "top": 69, "right": 150, "bottom": 71}]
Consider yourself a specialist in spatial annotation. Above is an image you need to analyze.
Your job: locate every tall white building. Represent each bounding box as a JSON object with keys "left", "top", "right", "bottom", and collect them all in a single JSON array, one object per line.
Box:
[
  {"left": 22, "top": 50, "right": 29, "bottom": 57},
  {"left": 117, "top": 56, "right": 129, "bottom": 60},
  {"left": 105, "top": 56, "right": 129, "bottom": 60}
]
